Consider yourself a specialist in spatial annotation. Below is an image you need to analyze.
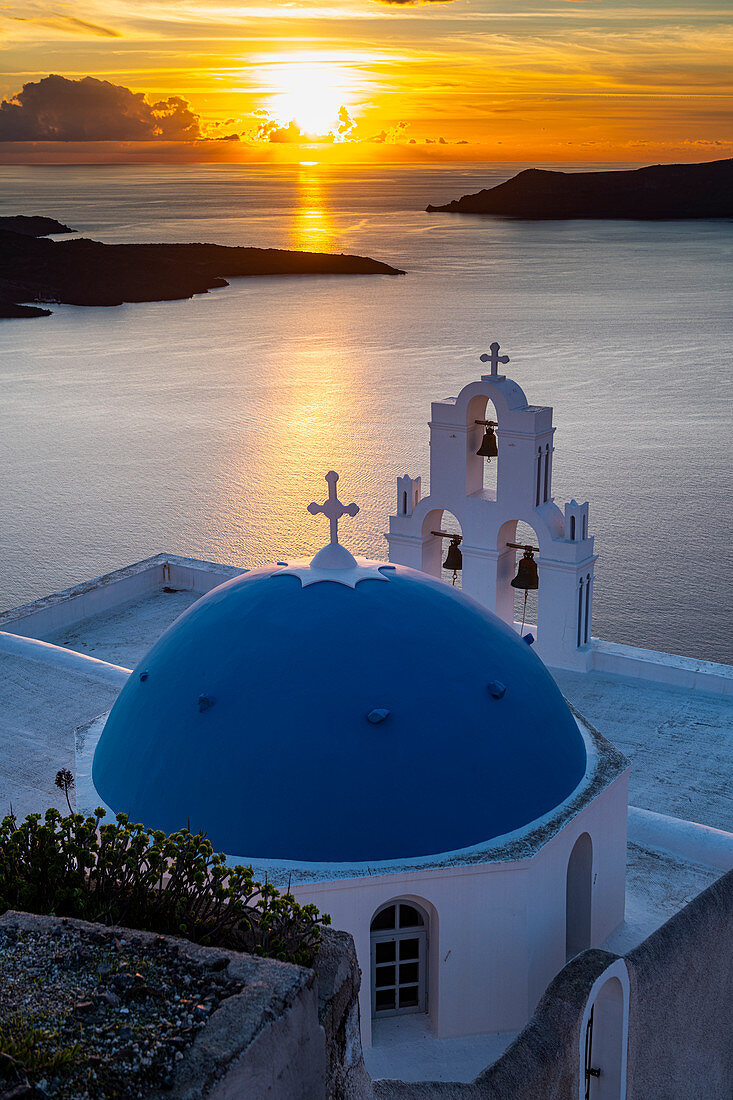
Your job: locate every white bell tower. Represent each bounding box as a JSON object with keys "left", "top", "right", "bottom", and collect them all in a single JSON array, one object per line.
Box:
[{"left": 385, "top": 345, "right": 597, "bottom": 671}]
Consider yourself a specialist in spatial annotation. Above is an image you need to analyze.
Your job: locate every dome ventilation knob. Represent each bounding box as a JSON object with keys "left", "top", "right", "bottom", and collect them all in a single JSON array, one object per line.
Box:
[
  {"left": 487, "top": 680, "right": 506, "bottom": 699},
  {"left": 367, "top": 708, "right": 391, "bottom": 724}
]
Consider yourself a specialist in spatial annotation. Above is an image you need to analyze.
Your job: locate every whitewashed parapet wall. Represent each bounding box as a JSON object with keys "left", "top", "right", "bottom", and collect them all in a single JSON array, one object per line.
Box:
[{"left": 386, "top": 361, "right": 597, "bottom": 671}]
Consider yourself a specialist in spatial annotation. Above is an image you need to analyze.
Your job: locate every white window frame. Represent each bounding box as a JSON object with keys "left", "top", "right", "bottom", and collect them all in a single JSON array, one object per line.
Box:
[{"left": 370, "top": 901, "right": 428, "bottom": 1019}]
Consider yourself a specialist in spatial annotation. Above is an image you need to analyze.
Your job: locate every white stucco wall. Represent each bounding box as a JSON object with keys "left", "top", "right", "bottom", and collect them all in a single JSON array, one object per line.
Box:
[{"left": 293, "top": 769, "right": 628, "bottom": 1048}]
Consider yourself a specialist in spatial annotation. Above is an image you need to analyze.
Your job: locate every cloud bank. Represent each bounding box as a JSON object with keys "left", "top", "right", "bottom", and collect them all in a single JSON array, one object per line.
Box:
[{"left": 0, "top": 76, "right": 201, "bottom": 141}]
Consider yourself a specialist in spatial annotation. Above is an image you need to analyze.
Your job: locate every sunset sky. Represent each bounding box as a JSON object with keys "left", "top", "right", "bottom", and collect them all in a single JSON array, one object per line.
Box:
[{"left": 1, "top": 0, "right": 731, "bottom": 162}]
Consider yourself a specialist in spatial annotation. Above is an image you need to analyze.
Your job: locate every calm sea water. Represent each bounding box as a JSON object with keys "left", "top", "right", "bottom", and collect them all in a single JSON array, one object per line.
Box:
[{"left": 1, "top": 163, "right": 732, "bottom": 663}]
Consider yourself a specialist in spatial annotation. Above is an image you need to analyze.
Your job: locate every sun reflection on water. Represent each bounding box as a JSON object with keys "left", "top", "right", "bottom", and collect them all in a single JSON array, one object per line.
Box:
[
  {"left": 213, "top": 343, "right": 367, "bottom": 570},
  {"left": 291, "top": 167, "right": 336, "bottom": 253}
]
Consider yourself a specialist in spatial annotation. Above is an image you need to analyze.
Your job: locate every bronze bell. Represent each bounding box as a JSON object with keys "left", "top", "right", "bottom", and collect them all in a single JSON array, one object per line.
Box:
[
  {"left": 443, "top": 536, "right": 463, "bottom": 575},
  {"left": 476, "top": 424, "right": 498, "bottom": 459},
  {"left": 511, "top": 548, "right": 539, "bottom": 590}
]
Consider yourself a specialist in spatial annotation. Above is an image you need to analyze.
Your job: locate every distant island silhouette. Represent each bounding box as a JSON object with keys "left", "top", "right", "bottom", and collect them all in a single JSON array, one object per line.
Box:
[
  {"left": 0, "top": 217, "right": 405, "bottom": 320},
  {"left": 426, "top": 158, "right": 733, "bottom": 220}
]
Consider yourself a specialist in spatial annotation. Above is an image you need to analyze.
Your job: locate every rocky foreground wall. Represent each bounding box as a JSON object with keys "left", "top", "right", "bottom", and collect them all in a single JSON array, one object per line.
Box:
[{"left": 0, "top": 911, "right": 370, "bottom": 1100}]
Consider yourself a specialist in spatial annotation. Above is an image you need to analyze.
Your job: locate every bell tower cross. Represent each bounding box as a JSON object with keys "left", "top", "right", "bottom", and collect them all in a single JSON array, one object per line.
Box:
[{"left": 479, "top": 341, "right": 510, "bottom": 381}]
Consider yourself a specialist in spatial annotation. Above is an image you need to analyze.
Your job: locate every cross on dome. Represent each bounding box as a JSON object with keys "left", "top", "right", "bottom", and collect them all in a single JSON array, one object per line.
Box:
[
  {"left": 281, "top": 469, "right": 386, "bottom": 582},
  {"left": 307, "top": 470, "right": 360, "bottom": 546},
  {"left": 480, "top": 341, "right": 510, "bottom": 380}
]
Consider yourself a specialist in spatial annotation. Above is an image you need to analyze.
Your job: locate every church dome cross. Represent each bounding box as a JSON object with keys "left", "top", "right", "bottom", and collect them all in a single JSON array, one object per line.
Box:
[{"left": 307, "top": 470, "right": 360, "bottom": 546}]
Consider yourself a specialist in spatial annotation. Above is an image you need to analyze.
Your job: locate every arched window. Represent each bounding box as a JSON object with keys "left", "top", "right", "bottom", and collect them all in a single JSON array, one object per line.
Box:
[
  {"left": 582, "top": 514, "right": 587, "bottom": 539},
  {"left": 570, "top": 516, "right": 576, "bottom": 541},
  {"left": 536, "top": 448, "right": 542, "bottom": 507},
  {"left": 402, "top": 491, "right": 408, "bottom": 515},
  {"left": 370, "top": 901, "right": 428, "bottom": 1018},
  {"left": 584, "top": 574, "right": 591, "bottom": 645},
  {"left": 566, "top": 833, "right": 593, "bottom": 961},
  {"left": 577, "top": 578, "right": 584, "bottom": 648}
]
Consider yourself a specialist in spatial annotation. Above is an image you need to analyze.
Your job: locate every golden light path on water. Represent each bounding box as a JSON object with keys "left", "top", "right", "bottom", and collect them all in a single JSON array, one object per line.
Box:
[
  {"left": 212, "top": 340, "right": 362, "bottom": 567},
  {"left": 291, "top": 167, "right": 337, "bottom": 253}
]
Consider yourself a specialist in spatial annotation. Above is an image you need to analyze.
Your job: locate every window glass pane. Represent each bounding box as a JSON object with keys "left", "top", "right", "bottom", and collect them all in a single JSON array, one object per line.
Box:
[
  {"left": 399, "top": 938, "right": 420, "bottom": 961},
  {"left": 375, "top": 941, "right": 395, "bottom": 964},
  {"left": 399, "top": 962, "right": 419, "bottom": 985},
  {"left": 375, "top": 965, "right": 395, "bottom": 988},
  {"left": 375, "top": 989, "right": 395, "bottom": 1011},
  {"left": 398, "top": 904, "right": 424, "bottom": 928},
  {"left": 371, "top": 906, "right": 396, "bottom": 931},
  {"left": 399, "top": 986, "right": 419, "bottom": 1008}
]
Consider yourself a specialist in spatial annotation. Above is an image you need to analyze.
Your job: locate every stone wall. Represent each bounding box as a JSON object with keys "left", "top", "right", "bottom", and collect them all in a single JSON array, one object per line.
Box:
[
  {"left": 314, "top": 928, "right": 373, "bottom": 1100},
  {"left": 625, "top": 868, "right": 733, "bottom": 1099},
  {"left": 0, "top": 913, "right": 368, "bottom": 1100}
]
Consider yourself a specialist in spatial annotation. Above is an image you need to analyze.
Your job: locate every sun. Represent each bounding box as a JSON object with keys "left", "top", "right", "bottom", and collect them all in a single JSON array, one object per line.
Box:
[{"left": 265, "top": 59, "right": 353, "bottom": 137}]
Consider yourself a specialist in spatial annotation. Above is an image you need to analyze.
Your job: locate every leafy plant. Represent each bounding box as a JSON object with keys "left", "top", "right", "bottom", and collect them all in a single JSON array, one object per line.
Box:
[
  {"left": 0, "top": 808, "right": 328, "bottom": 966},
  {"left": 0, "top": 1014, "right": 80, "bottom": 1084}
]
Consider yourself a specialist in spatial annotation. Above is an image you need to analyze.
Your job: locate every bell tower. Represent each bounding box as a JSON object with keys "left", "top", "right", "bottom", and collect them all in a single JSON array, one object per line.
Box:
[{"left": 385, "top": 346, "right": 597, "bottom": 672}]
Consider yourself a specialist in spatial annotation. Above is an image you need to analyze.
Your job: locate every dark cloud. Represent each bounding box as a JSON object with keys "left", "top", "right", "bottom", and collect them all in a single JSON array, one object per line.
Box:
[
  {"left": 366, "top": 121, "right": 409, "bottom": 144},
  {"left": 0, "top": 76, "right": 202, "bottom": 141},
  {"left": 9, "top": 12, "right": 120, "bottom": 37},
  {"left": 374, "top": 0, "right": 456, "bottom": 5}
]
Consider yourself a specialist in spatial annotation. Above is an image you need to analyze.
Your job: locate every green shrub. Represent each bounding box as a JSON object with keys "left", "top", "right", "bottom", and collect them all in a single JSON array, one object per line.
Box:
[
  {"left": 0, "top": 808, "right": 329, "bottom": 966},
  {"left": 0, "top": 1014, "right": 80, "bottom": 1084}
]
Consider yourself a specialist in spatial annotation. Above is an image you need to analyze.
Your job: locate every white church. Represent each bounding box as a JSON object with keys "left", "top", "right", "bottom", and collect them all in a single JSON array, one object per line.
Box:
[{"left": 1, "top": 346, "right": 730, "bottom": 1093}]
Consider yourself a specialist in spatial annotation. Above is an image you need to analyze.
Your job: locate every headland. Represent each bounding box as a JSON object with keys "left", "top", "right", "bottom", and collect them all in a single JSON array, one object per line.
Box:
[
  {"left": 426, "top": 158, "right": 733, "bottom": 219},
  {"left": 0, "top": 217, "right": 405, "bottom": 320}
]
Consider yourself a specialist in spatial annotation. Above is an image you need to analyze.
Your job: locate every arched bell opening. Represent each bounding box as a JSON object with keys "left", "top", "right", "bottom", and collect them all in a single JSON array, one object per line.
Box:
[
  {"left": 421, "top": 509, "right": 464, "bottom": 590},
  {"left": 466, "top": 394, "right": 499, "bottom": 499},
  {"left": 496, "top": 519, "right": 542, "bottom": 638},
  {"left": 566, "top": 832, "right": 593, "bottom": 961}
]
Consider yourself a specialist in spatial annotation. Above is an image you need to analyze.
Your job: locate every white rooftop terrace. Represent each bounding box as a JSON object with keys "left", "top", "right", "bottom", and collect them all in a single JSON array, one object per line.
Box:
[
  {"left": 0, "top": 553, "right": 730, "bottom": 1083},
  {"left": 2, "top": 553, "right": 730, "bottom": 830}
]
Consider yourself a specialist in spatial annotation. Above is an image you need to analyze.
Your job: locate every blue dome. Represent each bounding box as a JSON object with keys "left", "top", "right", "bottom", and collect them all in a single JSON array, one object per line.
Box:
[{"left": 93, "top": 561, "right": 586, "bottom": 864}]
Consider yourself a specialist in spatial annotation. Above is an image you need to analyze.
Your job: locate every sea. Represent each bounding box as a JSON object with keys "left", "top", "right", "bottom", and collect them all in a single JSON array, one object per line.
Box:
[{"left": 1, "top": 163, "right": 732, "bottom": 664}]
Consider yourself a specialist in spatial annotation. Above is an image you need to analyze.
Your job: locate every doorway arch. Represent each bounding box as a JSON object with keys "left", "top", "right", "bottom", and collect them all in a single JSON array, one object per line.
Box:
[
  {"left": 579, "top": 961, "right": 629, "bottom": 1100},
  {"left": 566, "top": 832, "right": 593, "bottom": 960},
  {"left": 370, "top": 900, "right": 429, "bottom": 1018}
]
